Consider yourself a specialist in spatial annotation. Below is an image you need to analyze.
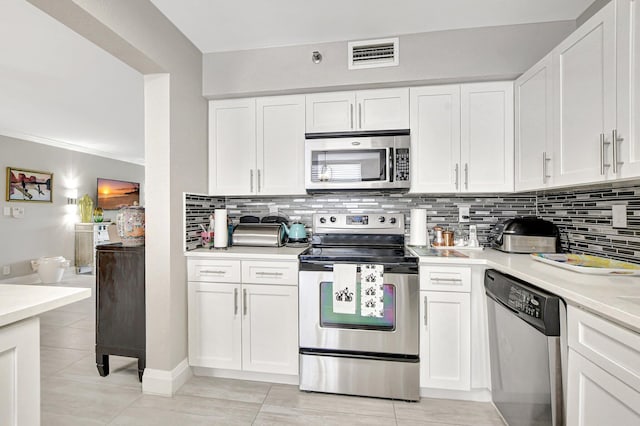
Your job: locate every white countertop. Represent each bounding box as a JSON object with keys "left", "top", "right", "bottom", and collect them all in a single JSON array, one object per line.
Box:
[
  {"left": 0, "top": 283, "right": 90, "bottom": 327},
  {"left": 412, "top": 247, "right": 640, "bottom": 333},
  {"left": 185, "top": 245, "right": 308, "bottom": 260}
]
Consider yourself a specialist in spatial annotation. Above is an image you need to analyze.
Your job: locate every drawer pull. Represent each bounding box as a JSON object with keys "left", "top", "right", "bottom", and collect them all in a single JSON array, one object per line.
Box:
[
  {"left": 431, "top": 278, "right": 462, "bottom": 283},
  {"left": 234, "top": 288, "right": 238, "bottom": 315},
  {"left": 200, "top": 270, "right": 227, "bottom": 275},
  {"left": 243, "top": 289, "right": 248, "bottom": 316},
  {"left": 424, "top": 296, "right": 428, "bottom": 327},
  {"left": 256, "top": 271, "right": 284, "bottom": 277}
]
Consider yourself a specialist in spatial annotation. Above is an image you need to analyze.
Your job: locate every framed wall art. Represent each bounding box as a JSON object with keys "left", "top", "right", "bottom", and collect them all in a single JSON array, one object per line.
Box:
[{"left": 6, "top": 167, "right": 53, "bottom": 202}]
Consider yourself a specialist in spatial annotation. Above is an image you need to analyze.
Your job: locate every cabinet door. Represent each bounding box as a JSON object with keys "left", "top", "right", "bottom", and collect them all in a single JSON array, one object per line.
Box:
[
  {"left": 209, "top": 99, "right": 256, "bottom": 195},
  {"left": 188, "top": 282, "right": 241, "bottom": 370},
  {"left": 356, "top": 88, "right": 409, "bottom": 130},
  {"left": 409, "top": 85, "right": 461, "bottom": 193},
  {"left": 515, "top": 54, "right": 554, "bottom": 191},
  {"left": 617, "top": 0, "right": 640, "bottom": 178},
  {"left": 567, "top": 350, "right": 640, "bottom": 425},
  {"left": 420, "top": 291, "right": 471, "bottom": 390},
  {"left": 552, "top": 2, "right": 616, "bottom": 186},
  {"left": 461, "top": 82, "right": 514, "bottom": 192},
  {"left": 305, "top": 91, "right": 355, "bottom": 133},
  {"left": 256, "top": 95, "right": 306, "bottom": 195},
  {"left": 241, "top": 284, "right": 299, "bottom": 375}
]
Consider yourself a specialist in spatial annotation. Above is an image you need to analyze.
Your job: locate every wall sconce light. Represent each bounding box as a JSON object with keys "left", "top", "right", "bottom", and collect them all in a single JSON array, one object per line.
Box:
[
  {"left": 67, "top": 197, "right": 77, "bottom": 205},
  {"left": 312, "top": 51, "right": 322, "bottom": 64}
]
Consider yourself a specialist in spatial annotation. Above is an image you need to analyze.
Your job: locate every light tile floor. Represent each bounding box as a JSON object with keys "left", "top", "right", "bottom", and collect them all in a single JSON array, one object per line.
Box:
[{"left": 33, "top": 272, "right": 504, "bottom": 425}]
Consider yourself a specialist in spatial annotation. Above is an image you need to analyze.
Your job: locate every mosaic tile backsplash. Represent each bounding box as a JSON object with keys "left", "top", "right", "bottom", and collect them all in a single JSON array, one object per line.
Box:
[
  {"left": 537, "top": 183, "right": 640, "bottom": 264},
  {"left": 185, "top": 182, "right": 640, "bottom": 263}
]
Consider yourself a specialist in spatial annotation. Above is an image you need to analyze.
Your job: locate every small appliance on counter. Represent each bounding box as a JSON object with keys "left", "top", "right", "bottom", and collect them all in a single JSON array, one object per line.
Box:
[{"left": 488, "top": 217, "right": 561, "bottom": 253}]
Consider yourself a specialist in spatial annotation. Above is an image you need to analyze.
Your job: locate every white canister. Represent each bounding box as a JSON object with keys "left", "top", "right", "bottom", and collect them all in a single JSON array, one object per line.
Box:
[{"left": 32, "top": 256, "right": 69, "bottom": 283}]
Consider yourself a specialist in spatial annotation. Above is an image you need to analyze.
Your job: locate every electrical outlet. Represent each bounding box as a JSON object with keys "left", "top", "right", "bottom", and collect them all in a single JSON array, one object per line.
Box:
[
  {"left": 612, "top": 204, "right": 627, "bottom": 228},
  {"left": 11, "top": 206, "right": 25, "bottom": 218},
  {"left": 458, "top": 205, "right": 470, "bottom": 223},
  {"left": 2, "top": 265, "right": 9, "bottom": 275}
]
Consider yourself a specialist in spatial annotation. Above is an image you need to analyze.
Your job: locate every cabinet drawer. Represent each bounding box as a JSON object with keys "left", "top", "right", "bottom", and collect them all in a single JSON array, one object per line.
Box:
[
  {"left": 419, "top": 265, "right": 471, "bottom": 292},
  {"left": 242, "top": 261, "right": 298, "bottom": 285},
  {"left": 188, "top": 259, "right": 241, "bottom": 283},
  {"left": 568, "top": 306, "right": 640, "bottom": 392}
]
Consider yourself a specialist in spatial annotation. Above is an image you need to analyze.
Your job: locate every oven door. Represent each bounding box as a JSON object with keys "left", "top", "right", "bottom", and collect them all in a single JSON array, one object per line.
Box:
[{"left": 299, "top": 269, "right": 419, "bottom": 356}]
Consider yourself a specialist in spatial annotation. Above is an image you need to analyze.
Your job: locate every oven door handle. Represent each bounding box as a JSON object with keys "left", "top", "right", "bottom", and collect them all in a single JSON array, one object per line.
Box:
[{"left": 309, "top": 262, "right": 403, "bottom": 270}]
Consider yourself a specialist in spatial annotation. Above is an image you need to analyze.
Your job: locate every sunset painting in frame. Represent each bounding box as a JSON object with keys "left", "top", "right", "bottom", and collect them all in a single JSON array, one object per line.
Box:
[
  {"left": 6, "top": 167, "right": 53, "bottom": 202},
  {"left": 97, "top": 178, "right": 140, "bottom": 210}
]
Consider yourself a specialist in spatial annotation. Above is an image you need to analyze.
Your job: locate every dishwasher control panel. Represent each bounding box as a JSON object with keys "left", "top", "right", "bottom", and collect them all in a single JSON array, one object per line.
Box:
[{"left": 508, "top": 286, "right": 543, "bottom": 319}]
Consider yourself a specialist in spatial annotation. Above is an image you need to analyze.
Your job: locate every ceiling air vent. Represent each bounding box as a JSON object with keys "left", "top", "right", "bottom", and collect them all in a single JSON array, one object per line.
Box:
[{"left": 348, "top": 37, "right": 399, "bottom": 70}]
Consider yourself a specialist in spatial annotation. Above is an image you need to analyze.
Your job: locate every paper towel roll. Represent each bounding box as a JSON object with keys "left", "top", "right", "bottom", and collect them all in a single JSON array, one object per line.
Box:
[
  {"left": 214, "top": 209, "right": 228, "bottom": 248},
  {"left": 409, "top": 209, "right": 428, "bottom": 246}
]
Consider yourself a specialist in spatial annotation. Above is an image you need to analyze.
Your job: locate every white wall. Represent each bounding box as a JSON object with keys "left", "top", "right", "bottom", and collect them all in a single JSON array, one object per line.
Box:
[
  {"left": 202, "top": 21, "right": 576, "bottom": 99},
  {"left": 0, "top": 134, "right": 144, "bottom": 277}
]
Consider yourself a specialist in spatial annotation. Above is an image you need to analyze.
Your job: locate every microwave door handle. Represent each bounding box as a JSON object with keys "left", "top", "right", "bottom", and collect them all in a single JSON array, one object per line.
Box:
[{"left": 389, "top": 147, "right": 394, "bottom": 182}]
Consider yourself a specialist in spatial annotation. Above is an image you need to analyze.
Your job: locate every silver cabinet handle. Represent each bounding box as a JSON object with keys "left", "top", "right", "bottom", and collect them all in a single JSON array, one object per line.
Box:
[
  {"left": 600, "top": 133, "right": 611, "bottom": 175},
  {"left": 613, "top": 129, "right": 623, "bottom": 173},
  {"left": 358, "top": 103, "right": 362, "bottom": 129},
  {"left": 250, "top": 169, "right": 254, "bottom": 192},
  {"left": 256, "top": 271, "right": 284, "bottom": 276},
  {"left": 243, "top": 288, "right": 247, "bottom": 316},
  {"left": 432, "top": 278, "right": 462, "bottom": 283},
  {"left": 257, "top": 169, "right": 261, "bottom": 193},
  {"left": 542, "top": 151, "right": 551, "bottom": 181},
  {"left": 454, "top": 163, "right": 459, "bottom": 190},
  {"left": 423, "top": 296, "right": 428, "bottom": 327},
  {"left": 464, "top": 163, "right": 469, "bottom": 190},
  {"left": 234, "top": 288, "right": 238, "bottom": 315},
  {"left": 350, "top": 104, "right": 354, "bottom": 129},
  {"left": 200, "top": 270, "right": 227, "bottom": 275}
]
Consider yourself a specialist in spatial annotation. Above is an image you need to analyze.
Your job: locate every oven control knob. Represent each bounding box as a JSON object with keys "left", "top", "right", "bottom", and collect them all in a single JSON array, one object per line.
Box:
[
  {"left": 319, "top": 217, "right": 326, "bottom": 224},
  {"left": 330, "top": 216, "right": 337, "bottom": 223},
  {"left": 389, "top": 217, "right": 397, "bottom": 224},
  {"left": 378, "top": 216, "right": 386, "bottom": 223}
]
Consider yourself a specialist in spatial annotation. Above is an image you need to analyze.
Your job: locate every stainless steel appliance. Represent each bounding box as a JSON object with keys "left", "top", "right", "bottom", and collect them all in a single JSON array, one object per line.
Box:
[
  {"left": 304, "top": 130, "right": 410, "bottom": 192},
  {"left": 485, "top": 269, "right": 567, "bottom": 426},
  {"left": 298, "top": 213, "right": 420, "bottom": 401},
  {"left": 231, "top": 223, "right": 284, "bottom": 247},
  {"left": 488, "top": 217, "right": 561, "bottom": 253}
]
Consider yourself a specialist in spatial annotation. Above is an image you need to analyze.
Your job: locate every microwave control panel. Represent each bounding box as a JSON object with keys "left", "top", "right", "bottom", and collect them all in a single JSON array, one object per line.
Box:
[{"left": 395, "top": 148, "right": 410, "bottom": 181}]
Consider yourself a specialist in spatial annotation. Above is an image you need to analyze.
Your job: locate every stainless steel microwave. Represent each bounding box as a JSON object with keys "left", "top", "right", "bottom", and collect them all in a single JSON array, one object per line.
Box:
[{"left": 304, "top": 130, "right": 410, "bottom": 192}]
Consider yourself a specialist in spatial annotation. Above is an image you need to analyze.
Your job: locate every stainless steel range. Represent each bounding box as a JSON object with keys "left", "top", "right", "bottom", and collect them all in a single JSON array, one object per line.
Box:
[{"left": 298, "top": 213, "right": 420, "bottom": 401}]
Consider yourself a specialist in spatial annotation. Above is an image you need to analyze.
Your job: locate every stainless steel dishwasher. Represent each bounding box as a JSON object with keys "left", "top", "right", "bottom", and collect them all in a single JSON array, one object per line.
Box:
[{"left": 485, "top": 269, "right": 567, "bottom": 426}]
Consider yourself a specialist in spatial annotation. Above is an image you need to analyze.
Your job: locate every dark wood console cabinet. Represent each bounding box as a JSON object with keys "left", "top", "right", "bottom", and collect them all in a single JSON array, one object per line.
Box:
[{"left": 95, "top": 243, "right": 145, "bottom": 381}]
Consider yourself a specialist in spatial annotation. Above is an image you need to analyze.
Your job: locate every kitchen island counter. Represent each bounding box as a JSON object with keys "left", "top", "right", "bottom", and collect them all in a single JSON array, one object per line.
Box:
[{"left": 412, "top": 247, "right": 640, "bottom": 334}]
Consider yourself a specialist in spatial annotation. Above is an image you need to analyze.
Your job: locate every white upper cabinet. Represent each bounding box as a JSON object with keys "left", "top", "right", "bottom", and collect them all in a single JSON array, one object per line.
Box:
[
  {"left": 617, "top": 0, "right": 640, "bottom": 178},
  {"left": 461, "top": 82, "right": 514, "bottom": 193},
  {"left": 256, "top": 96, "right": 306, "bottom": 195},
  {"left": 410, "top": 85, "right": 461, "bottom": 193},
  {"left": 515, "top": 54, "right": 554, "bottom": 191},
  {"left": 305, "top": 88, "right": 409, "bottom": 133},
  {"left": 209, "top": 99, "right": 256, "bottom": 196},
  {"left": 410, "top": 82, "right": 513, "bottom": 194},
  {"left": 552, "top": 1, "right": 617, "bottom": 186},
  {"left": 209, "top": 96, "right": 306, "bottom": 196}
]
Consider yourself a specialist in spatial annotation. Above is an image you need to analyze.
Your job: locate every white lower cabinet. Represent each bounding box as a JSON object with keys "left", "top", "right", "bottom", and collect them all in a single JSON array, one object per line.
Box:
[
  {"left": 566, "top": 306, "right": 640, "bottom": 425},
  {"left": 187, "top": 258, "right": 299, "bottom": 377},
  {"left": 419, "top": 265, "right": 471, "bottom": 391}
]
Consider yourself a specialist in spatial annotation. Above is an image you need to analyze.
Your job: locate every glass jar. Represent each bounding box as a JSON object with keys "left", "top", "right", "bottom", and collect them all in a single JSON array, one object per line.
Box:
[
  {"left": 117, "top": 202, "right": 145, "bottom": 246},
  {"left": 93, "top": 207, "right": 104, "bottom": 223}
]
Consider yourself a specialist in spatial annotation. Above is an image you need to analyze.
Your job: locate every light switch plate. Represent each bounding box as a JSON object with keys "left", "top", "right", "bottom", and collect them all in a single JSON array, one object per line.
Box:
[
  {"left": 612, "top": 204, "right": 627, "bottom": 228},
  {"left": 3, "top": 207, "right": 10, "bottom": 216}
]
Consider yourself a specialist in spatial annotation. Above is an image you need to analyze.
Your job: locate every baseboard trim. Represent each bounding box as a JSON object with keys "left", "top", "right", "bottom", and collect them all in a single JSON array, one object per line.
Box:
[
  {"left": 142, "top": 358, "right": 192, "bottom": 396},
  {"left": 192, "top": 366, "right": 299, "bottom": 385},
  {"left": 420, "top": 387, "right": 491, "bottom": 402}
]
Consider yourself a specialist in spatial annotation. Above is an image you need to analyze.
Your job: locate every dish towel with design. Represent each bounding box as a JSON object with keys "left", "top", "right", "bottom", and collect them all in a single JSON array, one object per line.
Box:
[
  {"left": 360, "top": 264, "right": 384, "bottom": 317},
  {"left": 332, "top": 263, "right": 357, "bottom": 314}
]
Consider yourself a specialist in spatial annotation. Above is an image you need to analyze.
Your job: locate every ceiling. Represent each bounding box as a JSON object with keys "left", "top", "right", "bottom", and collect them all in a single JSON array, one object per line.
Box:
[
  {"left": 0, "top": 0, "right": 144, "bottom": 165},
  {"left": 150, "top": 0, "right": 594, "bottom": 53},
  {"left": 1, "top": 0, "right": 595, "bottom": 166}
]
